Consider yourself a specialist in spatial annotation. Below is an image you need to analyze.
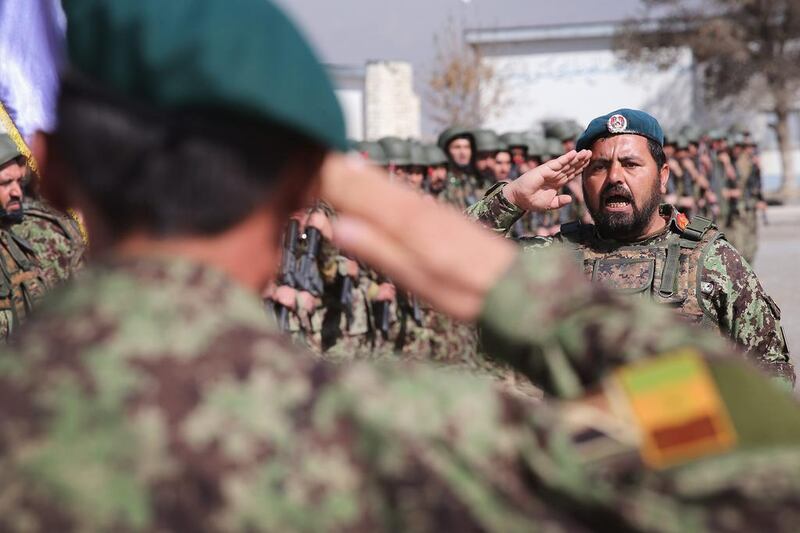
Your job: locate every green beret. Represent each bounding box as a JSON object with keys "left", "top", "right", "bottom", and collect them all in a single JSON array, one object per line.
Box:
[
  {"left": 436, "top": 126, "right": 473, "bottom": 151},
  {"left": 422, "top": 144, "right": 447, "bottom": 166},
  {"left": 472, "top": 129, "right": 503, "bottom": 153},
  {"left": 0, "top": 134, "right": 22, "bottom": 167},
  {"left": 378, "top": 136, "right": 411, "bottom": 166},
  {"left": 576, "top": 108, "right": 664, "bottom": 151},
  {"left": 63, "top": 0, "right": 347, "bottom": 151}
]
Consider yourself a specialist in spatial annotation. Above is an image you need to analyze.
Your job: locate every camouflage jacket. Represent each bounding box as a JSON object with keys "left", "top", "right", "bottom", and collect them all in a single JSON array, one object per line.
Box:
[
  {"left": 467, "top": 183, "right": 793, "bottom": 386},
  {"left": 3, "top": 252, "right": 800, "bottom": 531},
  {"left": 438, "top": 169, "right": 481, "bottom": 211},
  {"left": 0, "top": 229, "right": 49, "bottom": 340},
  {"left": 12, "top": 198, "right": 85, "bottom": 288}
]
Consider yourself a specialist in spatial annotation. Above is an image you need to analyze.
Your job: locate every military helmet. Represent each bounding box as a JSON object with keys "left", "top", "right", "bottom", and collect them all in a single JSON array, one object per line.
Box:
[
  {"left": 544, "top": 138, "right": 563, "bottom": 159},
  {"left": 730, "top": 133, "right": 748, "bottom": 147},
  {"left": 0, "top": 134, "right": 23, "bottom": 167},
  {"left": 355, "top": 140, "right": 388, "bottom": 166},
  {"left": 378, "top": 136, "right": 411, "bottom": 166},
  {"left": 543, "top": 120, "right": 580, "bottom": 142},
  {"left": 499, "top": 132, "right": 528, "bottom": 150},
  {"left": 436, "top": 126, "right": 474, "bottom": 151},
  {"left": 679, "top": 125, "right": 702, "bottom": 144},
  {"left": 707, "top": 128, "right": 726, "bottom": 141},
  {"left": 729, "top": 122, "right": 751, "bottom": 136},
  {"left": 524, "top": 134, "right": 546, "bottom": 158},
  {"left": 673, "top": 135, "right": 691, "bottom": 151},
  {"left": 472, "top": 129, "right": 503, "bottom": 153},
  {"left": 407, "top": 142, "right": 429, "bottom": 167},
  {"left": 423, "top": 144, "right": 448, "bottom": 167}
]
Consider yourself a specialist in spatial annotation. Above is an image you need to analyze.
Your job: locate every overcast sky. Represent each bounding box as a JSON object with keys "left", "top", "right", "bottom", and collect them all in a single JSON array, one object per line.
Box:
[{"left": 276, "top": 0, "right": 646, "bottom": 134}]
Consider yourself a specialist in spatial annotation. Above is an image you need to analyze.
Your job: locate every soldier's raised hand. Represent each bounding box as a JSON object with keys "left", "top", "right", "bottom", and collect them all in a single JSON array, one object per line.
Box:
[{"left": 501, "top": 150, "right": 592, "bottom": 212}]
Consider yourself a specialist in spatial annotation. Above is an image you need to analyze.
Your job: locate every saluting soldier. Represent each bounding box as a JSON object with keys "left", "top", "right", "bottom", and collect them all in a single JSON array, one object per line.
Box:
[
  {"left": 468, "top": 108, "right": 793, "bottom": 386},
  {"left": 7, "top": 2, "right": 800, "bottom": 532}
]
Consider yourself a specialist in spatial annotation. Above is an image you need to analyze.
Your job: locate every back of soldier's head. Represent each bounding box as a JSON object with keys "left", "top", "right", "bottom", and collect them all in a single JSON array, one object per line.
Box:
[{"left": 55, "top": 0, "right": 345, "bottom": 239}]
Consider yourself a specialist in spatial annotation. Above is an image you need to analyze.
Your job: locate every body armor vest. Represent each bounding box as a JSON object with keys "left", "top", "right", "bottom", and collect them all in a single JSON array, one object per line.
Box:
[
  {"left": 558, "top": 215, "right": 722, "bottom": 328},
  {"left": 0, "top": 230, "right": 49, "bottom": 338},
  {"left": 24, "top": 202, "right": 85, "bottom": 246}
]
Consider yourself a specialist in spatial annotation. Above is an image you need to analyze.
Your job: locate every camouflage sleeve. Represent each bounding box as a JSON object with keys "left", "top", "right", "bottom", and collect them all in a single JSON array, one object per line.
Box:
[
  {"left": 464, "top": 182, "right": 524, "bottom": 235},
  {"left": 478, "top": 246, "right": 730, "bottom": 398},
  {"left": 699, "top": 238, "right": 794, "bottom": 385}
]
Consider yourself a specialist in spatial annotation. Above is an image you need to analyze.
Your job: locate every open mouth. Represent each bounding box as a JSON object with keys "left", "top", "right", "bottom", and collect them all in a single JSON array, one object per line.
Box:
[{"left": 603, "top": 194, "right": 632, "bottom": 211}]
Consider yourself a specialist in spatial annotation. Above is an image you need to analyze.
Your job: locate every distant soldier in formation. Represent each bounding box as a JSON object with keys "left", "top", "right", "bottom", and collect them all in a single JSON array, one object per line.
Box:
[{"left": 436, "top": 126, "right": 480, "bottom": 210}]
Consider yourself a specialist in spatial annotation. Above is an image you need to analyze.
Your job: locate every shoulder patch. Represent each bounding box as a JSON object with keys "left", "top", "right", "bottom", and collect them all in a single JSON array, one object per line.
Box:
[
  {"left": 611, "top": 349, "right": 737, "bottom": 469},
  {"left": 676, "top": 212, "right": 689, "bottom": 231}
]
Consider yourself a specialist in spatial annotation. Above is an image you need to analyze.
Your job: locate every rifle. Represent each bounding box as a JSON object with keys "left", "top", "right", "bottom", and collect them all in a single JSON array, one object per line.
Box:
[
  {"left": 373, "top": 299, "right": 391, "bottom": 338},
  {"left": 339, "top": 270, "right": 354, "bottom": 329},
  {"left": 295, "top": 225, "right": 324, "bottom": 297},
  {"left": 274, "top": 219, "right": 299, "bottom": 331}
]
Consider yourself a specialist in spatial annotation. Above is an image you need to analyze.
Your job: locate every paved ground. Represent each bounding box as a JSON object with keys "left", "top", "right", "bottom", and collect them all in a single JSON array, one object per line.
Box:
[{"left": 752, "top": 205, "right": 800, "bottom": 375}]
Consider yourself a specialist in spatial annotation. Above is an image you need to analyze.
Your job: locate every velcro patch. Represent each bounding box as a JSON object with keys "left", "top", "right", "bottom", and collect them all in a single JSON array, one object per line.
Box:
[{"left": 613, "top": 349, "right": 736, "bottom": 469}]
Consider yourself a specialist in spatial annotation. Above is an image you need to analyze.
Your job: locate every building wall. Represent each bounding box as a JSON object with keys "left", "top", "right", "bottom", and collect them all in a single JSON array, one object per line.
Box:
[
  {"left": 476, "top": 37, "right": 696, "bottom": 134},
  {"left": 364, "top": 61, "right": 421, "bottom": 140}
]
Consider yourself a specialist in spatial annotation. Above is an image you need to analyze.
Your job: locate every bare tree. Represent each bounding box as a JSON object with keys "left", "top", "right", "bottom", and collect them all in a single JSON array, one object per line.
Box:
[
  {"left": 615, "top": 0, "right": 800, "bottom": 197},
  {"left": 426, "top": 18, "right": 509, "bottom": 130}
]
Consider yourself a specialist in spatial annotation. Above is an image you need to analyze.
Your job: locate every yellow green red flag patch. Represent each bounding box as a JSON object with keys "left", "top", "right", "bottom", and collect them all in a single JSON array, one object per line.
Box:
[{"left": 614, "top": 349, "right": 736, "bottom": 469}]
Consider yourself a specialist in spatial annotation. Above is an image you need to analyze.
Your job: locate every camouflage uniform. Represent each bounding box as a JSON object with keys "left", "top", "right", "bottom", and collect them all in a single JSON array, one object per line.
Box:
[
  {"left": 12, "top": 197, "right": 85, "bottom": 288},
  {"left": 318, "top": 257, "right": 376, "bottom": 361},
  {"left": 0, "top": 228, "right": 49, "bottom": 340},
  {"left": 438, "top": 169, "right": 478, "bottom": 211},
  {"left": 11, "top": 0, "right": 800, "bottom": 529},
  {"left": 6, "top": 251, "right": 800, "bottom": 531},
  {"left": 468, "top": 183, "right": 793, "bottom": 385}
]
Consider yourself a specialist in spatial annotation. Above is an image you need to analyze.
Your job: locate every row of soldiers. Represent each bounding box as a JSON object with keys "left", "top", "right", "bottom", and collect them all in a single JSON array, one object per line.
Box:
[
  {"left": 3, "top": 0, "right": 800, "bottom": 530},
  {"left": 267, "top": 118, "right": 768, "bottom": 370}
]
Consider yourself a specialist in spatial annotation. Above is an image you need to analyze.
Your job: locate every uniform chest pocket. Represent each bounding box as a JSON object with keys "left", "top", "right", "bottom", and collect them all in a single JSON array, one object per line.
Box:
[{"left": 592, "top": 258, "right": 655, "bottom": 294}]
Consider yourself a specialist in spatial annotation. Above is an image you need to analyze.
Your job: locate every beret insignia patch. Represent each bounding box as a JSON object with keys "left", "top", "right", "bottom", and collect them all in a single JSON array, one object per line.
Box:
[{"left": 607, "top": 114, "right": 628, "bottom": 133}]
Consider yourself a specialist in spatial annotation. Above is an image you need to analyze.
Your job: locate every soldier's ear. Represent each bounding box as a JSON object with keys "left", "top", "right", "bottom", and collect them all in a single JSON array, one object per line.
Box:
[{"left": 658, "top": 163, "right": 670, "bottom": 194}]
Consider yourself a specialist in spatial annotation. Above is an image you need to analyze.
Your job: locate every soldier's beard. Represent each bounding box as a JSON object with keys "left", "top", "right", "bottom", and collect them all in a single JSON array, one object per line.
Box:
[
  {"left": 586, "top": 180, "right": 662, "bottom": 241},
  {"left": 0, "top": 204, "right": 24, "bottom": 224}
]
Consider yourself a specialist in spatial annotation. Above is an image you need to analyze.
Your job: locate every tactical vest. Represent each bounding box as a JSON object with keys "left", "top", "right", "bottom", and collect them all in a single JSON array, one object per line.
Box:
[
  {"left": 23, "top": 202, "right": 86, "bottom": 246},
  {"left": 559, "top": 216, "right": 722, "bottom": 328},
  {"left": 0, "top": 230, "right": 49, "bottom": 339}
]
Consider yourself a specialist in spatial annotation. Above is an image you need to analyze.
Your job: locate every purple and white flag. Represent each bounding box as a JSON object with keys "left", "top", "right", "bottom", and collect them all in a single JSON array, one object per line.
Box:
[{"left": 0, "top": 0, "right": 66, "bottom": 141}]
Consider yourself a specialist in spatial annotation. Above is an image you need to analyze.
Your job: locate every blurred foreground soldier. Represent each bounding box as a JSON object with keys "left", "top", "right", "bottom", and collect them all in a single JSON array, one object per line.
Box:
[
  {"left": 469, "top": 108, "right": 793, "bottom": 385},
  {"left": 0, "top": 135, "right": 50, "bottom": 339},
  {"left": 6, "top": 2, "right": 800, "bottom": 532}
]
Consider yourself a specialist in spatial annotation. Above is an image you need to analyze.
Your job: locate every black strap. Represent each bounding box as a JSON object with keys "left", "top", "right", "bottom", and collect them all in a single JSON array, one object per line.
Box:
[
  {"left": 682, "top": 216, "right": 713, "bottom": 242},
  {"left": 659, "top": 241, "right": 681, "bottom": 297}
]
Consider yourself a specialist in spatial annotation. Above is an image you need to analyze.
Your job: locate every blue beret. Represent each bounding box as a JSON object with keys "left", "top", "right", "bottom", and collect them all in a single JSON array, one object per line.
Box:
[
  {"left": 63, "top": 0, "right": 347, "bottom": 152},
  {"left": 576, "top": 109, "right": 664, "bottom": 152}
]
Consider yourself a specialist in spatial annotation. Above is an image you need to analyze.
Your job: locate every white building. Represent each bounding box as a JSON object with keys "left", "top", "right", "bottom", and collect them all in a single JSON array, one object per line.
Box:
[
  {"left": 328, "top": 65, "right": 366, "bottom": 141},
  {"left": 466, "top": 20, "right": 799, "bottom": 190},
  {"left": 466, "top": 21, "right": 698, "bottom": 134},
  {"left": 364, "top": 61, "right": 421, "bottom": 140}
]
